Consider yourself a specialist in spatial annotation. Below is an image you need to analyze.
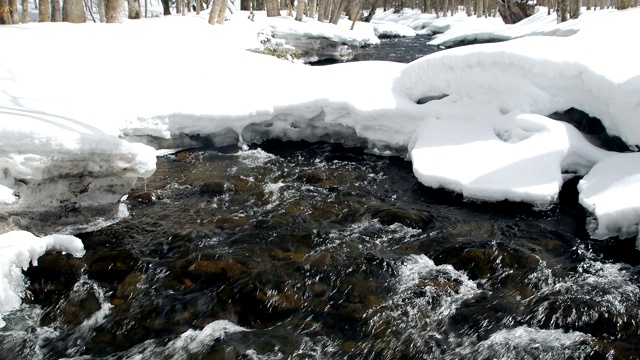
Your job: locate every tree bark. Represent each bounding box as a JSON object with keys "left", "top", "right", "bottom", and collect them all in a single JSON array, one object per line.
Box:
[
  {"left": 106, "top": 0, "right": 124, "bottom": 22},
  {"left": 240, "top": 0, "right": 250, "bottom": 9},
  {"left": 216, "top": 0, "right": 226, "bottom": 23},
  {"left": 363, "top": 0, "right": 377, "bottom": 22},
  {"left": 160, "top": 0, "right": 169, "bottom": 14},
  {"left": 98, "top": 0, "right": 106, "bottom": 20},
  {"left": 20, "top": 0, "right": 27, "bottom": 22},
  {"left": 208, "top": 0, "right": 221, "bottom": 23},
  {"left": 308, "top": 0, "right": 315, "bottom": 18},
  {"left": 51, "top": 0, "right": 61, "bottom": 20},
  {"left": 128, "top": 0, "right": 141, "bottom": 18},
  {"left": 497, "top": 0, "right": 533, "bottom": 24},
  {"left": 329, "top": 0, "right": 345, "bottom": 24},
  {"left": 8, "top": 0, "right": 18, "bottom": 23},
  {"left": 63, "top": 0, "right": 85, "bottom": 22},
  {"left": 38, "top": 0, "right": 50, "bottom": 21},
  {"left": 557, "top": 0, "right": 568, "bottom": 22},
  {"left": 0, "top": 0, "right": 12, "bottom": 24},
  {"left": 570, "top": 0, "right": 579, "bottom": 18},
  {"left": 295, "top": 0, "right": 304, "bottom": 20},
  {"left": 317, "top": 0, "right": 325, "bottom": 20},
  {"left": 265, "top": 0, "right": 278, "bottom": 16}
]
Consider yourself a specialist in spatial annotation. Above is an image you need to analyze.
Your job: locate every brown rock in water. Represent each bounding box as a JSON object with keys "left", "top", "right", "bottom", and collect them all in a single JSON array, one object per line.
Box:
[
  {"left": 23, "top": 251, "right": 85, "bottom": 305},
  {"left": 88, "top": 250, "right": 140, "bottom": 283},
  {"left": 127, "top": 189, "right": 157, "bottom": 204}
]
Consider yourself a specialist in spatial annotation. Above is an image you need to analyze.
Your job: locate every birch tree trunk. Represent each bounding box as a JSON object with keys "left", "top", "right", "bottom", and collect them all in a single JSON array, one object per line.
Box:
[
  {"left": 216, "top": 0, "right": 227, "bottom": 23},
  {"left": 98, "top": 0, "right": 106, "bottom": 21},
  {"left": 329, "top": 0, "right": 345, "bottom": 24},
  {"left": 38, "top": 0, "right": 50, "bottom": 21},
  {"left": 308, "top": 0, "right": 315, "bottom": 18},
  {"left": 63, "top": 0, "right": 85, "bottom": 22},
  {"left": 106, "top": 0, "right": 125, "bottom": 22},
  {"left": 317, "top": 0, "right": 325, "bottom": 20},
  {"left": 208, "top": 0, "right": 221, "bottom": 23},
  {"left": 295, "top": 0, "right": 304, "bottom": 20},
  {"left": 128, "top": 0, "right": 141, "bottom": 18}
]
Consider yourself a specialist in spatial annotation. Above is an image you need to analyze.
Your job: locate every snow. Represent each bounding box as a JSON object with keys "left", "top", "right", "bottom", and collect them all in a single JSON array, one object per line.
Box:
[
  {"left": 1, "top": 4, "right": 640, "bottom": 326},
  {"left": 0, "top": 231, "right": 84, "bottom": 327}
]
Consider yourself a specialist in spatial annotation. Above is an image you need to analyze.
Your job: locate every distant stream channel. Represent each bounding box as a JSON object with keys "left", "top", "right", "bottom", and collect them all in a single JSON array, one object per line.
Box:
[{"left": 1, "top": 37, "right": 639, "bottom": 359}]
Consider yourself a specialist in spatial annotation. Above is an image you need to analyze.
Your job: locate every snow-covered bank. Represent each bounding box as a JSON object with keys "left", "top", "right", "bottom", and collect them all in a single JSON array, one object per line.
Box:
[{"left": 1, "top": 8, "right": 638, "bottom": 240}]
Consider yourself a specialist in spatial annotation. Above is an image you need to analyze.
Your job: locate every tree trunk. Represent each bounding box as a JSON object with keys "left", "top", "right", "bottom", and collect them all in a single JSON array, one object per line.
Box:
[
  {"left": 349, "top": 0, "right": 362, "bottom": 29},
  {"left": 557, "top": 0, "right": 568, "bottom": 22},
  {"left": 216, "top": 0, "right": 226, "bottom": 23},
  {"left": 20, "top": 0, "right": 27, "bottom": 22},
  {"left": 38, "top": 0, "right": 50, "bottom": 21},
  {"left": 308, "top": 0, "right": 315, "bottom": 18},
  {"left": 363, "top": 0, "right": 377, "bottom": 22},
  {"left": 208, "top": 0, "right": 221, "bottom": 23},
  {"left": 160, "top": 0, "right": 170, "bottom": 14},
  {"left": 128, "top": 0, "right": 141, "bottom": 18},
  {"left": 106, "top": 0, "right": 124, "bottom": 22},
  {"left": 265, "top": 0, "right": 278, "bottom": 16},
  {"left": 51, "top": 0, "right": 61, "bottom": 20},
  {"left": 329, "top": 0, "right": 345, "bottom": 24},
  {"left": 240, "top": 0, "right": 250, "bottom": 9},
  {"left": 295, "top": 0, "right": 304, "bottom": 20},
  {"left": 8, "top": 0, "right": 18, "bottom": 23},
  {"left": 317, "top": 0, "right": 325, "bottom": 20},
  {"left": 0, "top": 0, "right": 12, "bottom": 24},
  {"left": 98, "top": 0, "right": 106, "bottom": 20},
  {"left": 497, "top": 0, "right": 533, "bottom": 24},
  {"left": 570, "top": 0, "right": 579, "bottom": 18},
  {"left": 63, "top": 0, "right": 85, "bottom": 22},
  {"left": 464, "top": 0, "right": 471, "bottom": 16}
]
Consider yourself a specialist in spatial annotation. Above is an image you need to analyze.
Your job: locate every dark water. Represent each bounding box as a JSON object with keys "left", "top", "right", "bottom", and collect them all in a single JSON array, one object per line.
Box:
[
  {"left": 2, "top": 140, "right": 639, "bottom": 359},
  {"left": 1, "top": 39, "right": 640, "bottom": 359},
  {"left": 352, "top": 36, "right": 442, "bottom": 63}
]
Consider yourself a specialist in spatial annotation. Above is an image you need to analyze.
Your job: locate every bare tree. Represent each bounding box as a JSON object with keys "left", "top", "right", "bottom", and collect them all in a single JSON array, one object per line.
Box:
[
  {"left": 128, "top": 0, "right": 141, "bottom": 18},
  {"left": 52, "top": 0, "right": 61, "bottom": 20},
  {"left": 98, "top": 0, "right": 106, "bottom": 21},
  {"left": 39, "top": 0, "right": 51, "bottom": 21},
  {"left": 265, "top": 0, "right": 279, "bottom": 16},
  {"left": 63, "top": 0, "right": 86, "bottom": 22},
  {"left": 557, "top": 0, "right": 568, "bottom": 22},
  {"left": 308, "top": 0, "right": 316, "bottom": 18},
  {"left": 20, "top": 0, "right": 27, "bottom": 22},
  {"left": 0, "top": 0, "right": 13, "bottom": 24},
  {"left": 106, "top": 0, "right": 125, "bottom": 22},
  {"left": 7, "top": 0, "right": 18, "bottom": 23},
  {"left": 317, "top": 0, "right": 326, "bottom": 20},
  {"left": 208, "top": 0, "right": 221, "bottom": 23},
  {"left": 216, "top": 0, "right": 227, "bottom": 23},
  {"left": 295, "top": 0, "right": 304, "bottom": 20},
  {"left": 330, "top": 0, "right": 346, "bottom": 24}
]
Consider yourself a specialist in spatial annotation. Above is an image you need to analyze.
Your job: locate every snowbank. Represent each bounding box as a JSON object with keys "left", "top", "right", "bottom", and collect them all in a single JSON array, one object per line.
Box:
[
  {"left": 0, "top": 231, "right": 84, "bottom": 327},
  {"left": 1, "top": 8, "right": 639, "bottom": 243}
]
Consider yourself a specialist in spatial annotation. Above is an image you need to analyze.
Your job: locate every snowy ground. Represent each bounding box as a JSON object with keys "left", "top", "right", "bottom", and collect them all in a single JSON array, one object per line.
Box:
[{"left": 0, "top": 6, "right": 639, "bottom": 325}]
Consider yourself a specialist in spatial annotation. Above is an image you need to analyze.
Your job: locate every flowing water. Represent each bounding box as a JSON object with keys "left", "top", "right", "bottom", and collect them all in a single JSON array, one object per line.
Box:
[{"left": 1, "top": 40, "right": 640, "bottom": 359}]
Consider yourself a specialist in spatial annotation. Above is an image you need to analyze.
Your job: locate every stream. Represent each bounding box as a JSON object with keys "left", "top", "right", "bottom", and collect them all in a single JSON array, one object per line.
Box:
[{"left": 1, "top": 38, "right": 639, "bottom": 360}]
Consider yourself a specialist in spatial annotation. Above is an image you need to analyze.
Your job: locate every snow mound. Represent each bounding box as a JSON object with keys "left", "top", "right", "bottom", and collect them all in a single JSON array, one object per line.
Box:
[{"left": 0, "top": 231, "right": 84, "bottom": 327}]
